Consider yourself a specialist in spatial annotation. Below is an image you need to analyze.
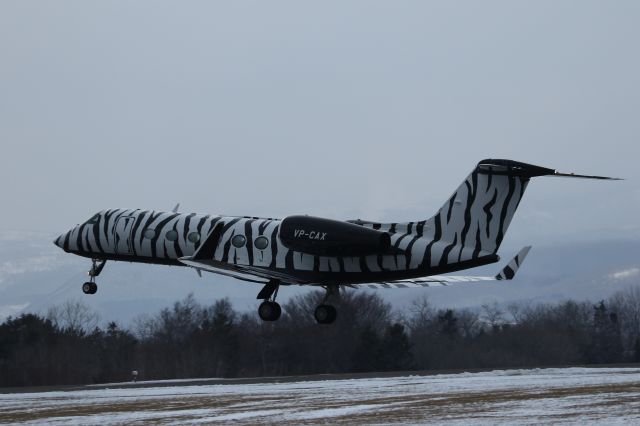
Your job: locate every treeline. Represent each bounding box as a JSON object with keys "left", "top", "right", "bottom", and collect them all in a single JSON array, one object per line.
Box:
[{"left": 1, "top": 286, "right": 640, "bottom": 387}]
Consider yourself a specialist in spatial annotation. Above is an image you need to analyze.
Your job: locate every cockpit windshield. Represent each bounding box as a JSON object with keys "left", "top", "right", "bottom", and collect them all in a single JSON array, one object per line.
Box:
[{"left": 86, "top": 214, "right": 100, "bottom": 225}]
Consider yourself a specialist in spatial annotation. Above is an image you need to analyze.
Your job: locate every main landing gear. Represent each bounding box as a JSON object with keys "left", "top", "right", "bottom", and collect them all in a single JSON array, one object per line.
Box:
[
  {"left": 257, "top": 280, "right": 282, "bottom": 322},
  {"left": 314, "top": 284, "right": 338, "bottom": 325},
  {"left": 255, "top": 281, "right": 339, "bottom": 325},
  {"left": 82, "top": 259, "right": 106, "bottom": 295}
]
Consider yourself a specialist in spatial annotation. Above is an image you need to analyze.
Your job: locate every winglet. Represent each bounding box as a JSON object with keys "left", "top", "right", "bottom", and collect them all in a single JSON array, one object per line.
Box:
[
  {"left": 172, "top": 203, "right": 180, "bottom": 213},
  {"left": 190, "top": 222, "right": 224, "bottom": 261},
  {"left": 495, "top": 246, "right": 531, "bottom": 280}
]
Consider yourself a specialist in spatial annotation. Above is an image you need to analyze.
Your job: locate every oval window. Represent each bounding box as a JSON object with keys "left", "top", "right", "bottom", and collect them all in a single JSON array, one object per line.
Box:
[
  {"left": 187, "top": 232, "right": 200, "bottom": 243},
  {"left": 254, "top": 236, "right": 269, "bottom": 250},
  {"left": 166, "top": 230, "right": 179, "bottom": 241},
  {"left": 143, "top": 229, "right": 156, "bottom": 239},
  {"left": 231, "top": 234, "right": 246, "bottom": 248}
]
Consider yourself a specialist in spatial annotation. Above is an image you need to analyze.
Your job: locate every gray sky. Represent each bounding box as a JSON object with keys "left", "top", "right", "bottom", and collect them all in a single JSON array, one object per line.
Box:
[{"left": 1, "top": 1, "right": 638, "bottom": 248}]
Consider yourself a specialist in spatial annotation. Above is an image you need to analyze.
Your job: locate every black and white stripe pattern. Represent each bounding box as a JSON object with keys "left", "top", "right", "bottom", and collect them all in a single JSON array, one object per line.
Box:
[
  {"left": 57, "top": 160, "right": 594, "bottom": 285},
  {"left": 58, "top": 209, "right": 222, "bottom": 260},
  {"left": 361, "top": 246, "right": 532, "bottom": 288},
  {"left": 495, "top": 246, "right": 531, "bottom": 280},
  {"left": 354, "top": 160, "right": 531, "bottom": 270}
]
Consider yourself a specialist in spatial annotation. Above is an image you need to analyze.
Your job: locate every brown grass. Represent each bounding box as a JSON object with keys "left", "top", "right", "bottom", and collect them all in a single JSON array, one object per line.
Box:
[{"left": 2, "top": 381, "right": 639, "bottom": 424}]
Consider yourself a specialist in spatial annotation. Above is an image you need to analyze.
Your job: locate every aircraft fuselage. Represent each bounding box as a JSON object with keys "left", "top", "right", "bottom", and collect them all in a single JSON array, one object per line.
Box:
[
  {"left": 54, "top": 209, "right": 498, "bottom": 285},
  {"left": 53, "top": 159, "right": 619, "bottom": 323}
]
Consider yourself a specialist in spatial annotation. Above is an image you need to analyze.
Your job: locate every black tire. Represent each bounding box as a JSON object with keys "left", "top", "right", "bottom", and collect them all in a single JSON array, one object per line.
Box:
[
  {"left": 258, "top": 301, "right": 281, "bottom": 321},
  {"left": 90, "top": 282, "right": 98, "bottom": 294},
  {"left": 82, "top": 282, "right": 93, "bottom": 295},
  {"left": 273, "top": 302, "right": 282, "bottom": 321},
  {"left": 314, "top": 304, "right": 337, "bottom": 324}
]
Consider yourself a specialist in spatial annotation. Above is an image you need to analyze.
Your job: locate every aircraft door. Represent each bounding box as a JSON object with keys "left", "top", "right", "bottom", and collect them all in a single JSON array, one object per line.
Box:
[{"left": 114, "top": 216, "right": 135, "bottom": 254}]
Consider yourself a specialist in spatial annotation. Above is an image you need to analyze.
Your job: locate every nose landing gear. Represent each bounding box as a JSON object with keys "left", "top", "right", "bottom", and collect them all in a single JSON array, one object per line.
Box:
[
  {"left": 82, "top": 281, "right": 97, "bottom": 294},
  {"left": 82, "top": 259, "right": 106, "bottom": 295}
]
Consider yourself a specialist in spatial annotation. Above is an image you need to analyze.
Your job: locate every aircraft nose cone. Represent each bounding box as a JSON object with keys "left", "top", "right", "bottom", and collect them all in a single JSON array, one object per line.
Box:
[{"left": 54, "top": 233, "right": 66, "bottom": 249}]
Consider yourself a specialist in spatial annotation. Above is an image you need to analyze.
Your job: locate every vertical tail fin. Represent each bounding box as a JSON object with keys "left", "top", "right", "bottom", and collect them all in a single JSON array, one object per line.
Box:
[
  {"left": 355, "top": 159, "right": 619, "bottom": 270},
  {"left": 413, "top": 159, "right": 558, "bottom": 268},
  {"left": 429, "top": 159, "right": 551, "bottom": 256}
]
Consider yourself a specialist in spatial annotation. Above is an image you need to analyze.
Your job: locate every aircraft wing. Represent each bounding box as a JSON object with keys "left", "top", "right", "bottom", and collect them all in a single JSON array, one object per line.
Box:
[
  {"left": 181, "top": 221, "right": 530, "bottom": 288},
  {"left": 178, "top": 257, "right": 272, "bottom": 284},
  {"left": 358, "top": 246, "right": 531, "bottom": 289},
  {"left": 179, "top": 257, "right": 311, "bottom": 285},
  {"left": 178, "top": 222, "right": 312, "bottom": 284}
]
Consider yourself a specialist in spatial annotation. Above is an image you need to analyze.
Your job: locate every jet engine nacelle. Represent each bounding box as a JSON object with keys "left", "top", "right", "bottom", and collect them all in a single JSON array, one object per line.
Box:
[{"left": 279, "top": 215, "right": 391, "bottom": 257}]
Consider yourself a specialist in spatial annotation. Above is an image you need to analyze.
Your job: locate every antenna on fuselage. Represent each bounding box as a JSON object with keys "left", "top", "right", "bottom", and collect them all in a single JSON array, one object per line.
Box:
[{"left": 172, "top": 203, "right": 180, "bottom": 213}]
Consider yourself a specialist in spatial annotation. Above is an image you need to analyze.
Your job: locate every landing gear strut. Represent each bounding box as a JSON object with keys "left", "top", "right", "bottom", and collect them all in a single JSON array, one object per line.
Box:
[
  {"left": 257, "top": 280, "right": 281, "bottom": 321},
  {"left": 82, "top": 259, "right": 105, "bottom": 295},
  {"left": 315, "top": 284, "right": 339, "bottom": 324},
  {"left": 254, "top": 280, "right": 340, "bottom": 324}
]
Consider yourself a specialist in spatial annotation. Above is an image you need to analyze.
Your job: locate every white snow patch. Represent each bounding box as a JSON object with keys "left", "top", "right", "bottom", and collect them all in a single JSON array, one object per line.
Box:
[
  {"left": 1, "top": 367, "right": 640, "bottom": 425},
  {"left": 282, "top": 404, "right": 386, "bottom": 421},
  {"left": 86, "top": 377, "right": 225, "bottom": 387},
  {"left": 610, "top": 267, "right": 640, "bottom": 280},
  {"left": 0, "top": 256, "right": 66, "bottom": 284}
]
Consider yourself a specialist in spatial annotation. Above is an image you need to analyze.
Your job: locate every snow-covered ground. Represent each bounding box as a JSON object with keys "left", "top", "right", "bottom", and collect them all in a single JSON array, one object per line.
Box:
[{"left": 1, "top": 367, "right": 640, "bottom": 425}]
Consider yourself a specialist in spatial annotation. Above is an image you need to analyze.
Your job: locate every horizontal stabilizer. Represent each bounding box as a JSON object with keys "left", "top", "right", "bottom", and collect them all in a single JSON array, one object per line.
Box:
[
  {"left": 477, "top": 159, "right": 622, "bottom": 180},
  {"left": 359, "top": 246, "right": 531, "bottom": 289},
  {"left": 550, "top": 172, "right": 623, "bottom": 181}
]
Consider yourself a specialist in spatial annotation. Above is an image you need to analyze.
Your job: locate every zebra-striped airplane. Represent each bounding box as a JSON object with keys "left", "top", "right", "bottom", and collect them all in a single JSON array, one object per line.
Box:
[{"left": 54, "top": 159, "right": 619, "bottom": 324}]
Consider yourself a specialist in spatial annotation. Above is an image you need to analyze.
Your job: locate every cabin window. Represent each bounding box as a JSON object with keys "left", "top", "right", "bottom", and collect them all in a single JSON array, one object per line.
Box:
[
  {"left": 254, "top": 236, "right": 269, "bottom": 250},
  {"left": 187, "top": 232, "right": 200, "bottom": 243},
  {"left": 231, "top": 235, "right": 246, "bottom": 248},
  {"left": 143, "top": 229, "right": 156, "bottom": 239},
  {"left": 165, "top": 230, "right": 179, "bottom": 241},
  {"left": 87, "top": 214, "right": 100, "bottom": 225}
]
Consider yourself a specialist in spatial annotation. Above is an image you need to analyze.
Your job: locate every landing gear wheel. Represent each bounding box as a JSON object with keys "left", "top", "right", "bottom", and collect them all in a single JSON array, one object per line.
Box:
[
  {"left": 82, "top": 282, "right": 92, "bottom": 294},
  {"left": 82, "top": 259, "right": 105, "bottom": 295},
  {"left": 258, "top": 301, "right": 281, "bottom": 321},
  {"left": 82, "top": 282, "right": 97, "bottom": 295},
  {"left": 314, "top": 304, "right": 337, "bottom": 324}
]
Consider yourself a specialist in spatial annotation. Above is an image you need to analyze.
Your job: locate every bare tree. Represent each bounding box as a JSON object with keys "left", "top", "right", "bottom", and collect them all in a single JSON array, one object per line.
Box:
[
  {"left": 46, "top": 299, "right": 100, "bottom": 334},
  {"left": 507, "top": 301, "right": 531, "bottom": 324},
  {"left": 457, "top": 309, "right": 480, "bottom": 338},
  {"left": 608, "top": 285, "right": 640, "bottom": 354},
  {"left": 481, "top": 301, "right": 504, "bottom": 329},
  {"left": 131, "top": 313, "right": 158, "bottom": 340},
  {"left": 156, "top": 293, "right": 203, "bottom": 342},
  {"left": 407, "top": 295, "right": 435, "bottom": 332}
]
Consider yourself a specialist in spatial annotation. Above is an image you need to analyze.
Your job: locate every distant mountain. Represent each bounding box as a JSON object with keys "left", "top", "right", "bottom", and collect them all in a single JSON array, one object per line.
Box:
[
  {"left": 381, "top": 239, "right": 640, "bottom": 312},
  {"left": 0, "top": 230, "right": 638, "bottom": 325}
]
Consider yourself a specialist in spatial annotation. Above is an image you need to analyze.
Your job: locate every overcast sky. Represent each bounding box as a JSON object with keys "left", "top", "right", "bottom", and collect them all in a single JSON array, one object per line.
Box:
[{"left": 1, "top": 1, "right": 638, "bottom": 250}]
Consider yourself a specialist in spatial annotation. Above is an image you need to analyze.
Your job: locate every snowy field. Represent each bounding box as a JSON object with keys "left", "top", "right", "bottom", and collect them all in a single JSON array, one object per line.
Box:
[{"left": 1, "top": 367, "right": 640, "bottom": 425}]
